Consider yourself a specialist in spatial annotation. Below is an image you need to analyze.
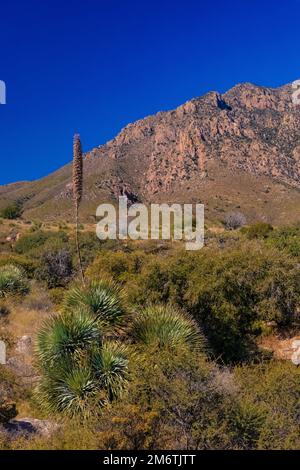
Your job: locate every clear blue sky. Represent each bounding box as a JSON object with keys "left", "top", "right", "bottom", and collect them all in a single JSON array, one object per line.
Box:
[{"left": 1, "top": 0, "right": 300, "bottom": 184}]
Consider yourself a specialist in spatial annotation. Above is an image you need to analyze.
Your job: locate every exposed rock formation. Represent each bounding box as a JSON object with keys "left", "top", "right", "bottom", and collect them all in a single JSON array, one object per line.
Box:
[
  {"left": 84, "top": 82, "right": 300, "bottom": 196},
  {"left": 1, "top": 81, "right": 300, "bottom": 223}
]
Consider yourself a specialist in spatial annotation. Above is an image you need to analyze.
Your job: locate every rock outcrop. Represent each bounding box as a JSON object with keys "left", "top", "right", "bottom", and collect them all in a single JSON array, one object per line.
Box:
[
  {"left": 82, "top": 82, "right": 300, "bottom": 197},
  {"left": 1, "top": 81, "right": 300, "bottom": 223}
]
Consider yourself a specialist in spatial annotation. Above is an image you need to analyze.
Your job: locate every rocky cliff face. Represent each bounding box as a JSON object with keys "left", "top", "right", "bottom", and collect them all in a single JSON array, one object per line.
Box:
[
  {"left": 82, "top": 82, "right": 300, "bottom": 200},
  {"left": 1, "top": 81, "right": 300, "bottom": 223}
]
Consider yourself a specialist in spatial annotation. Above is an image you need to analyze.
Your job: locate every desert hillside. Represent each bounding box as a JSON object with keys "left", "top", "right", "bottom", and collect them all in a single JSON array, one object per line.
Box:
[
  {"left": 1, "top": 84, "right": 300, "bottom": 451},
  {"left": 1, "top": 82, "right": 300, "bottom": 224}
]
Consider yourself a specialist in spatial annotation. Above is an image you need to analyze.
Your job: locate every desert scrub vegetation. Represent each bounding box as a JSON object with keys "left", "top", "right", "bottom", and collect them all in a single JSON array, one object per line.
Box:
[
  {"left": 266, "top": 225, "right": 300, "bottom": 256},
  {"left": 0, "top": 203, "right": 22, "bottom": 220},
  {"left": 223, "top": 211, "right": 246, "bottom": 230},
  {"left": 62, "top": 280, "right": 127, "bottom": 329},
  {"left": 86, "top": 241, "right": 300, "bottom": 363},
  {"left": 0, "top": 253, "right": 37, "bottom": 278},
  {"left": 34, "top": 286, "right": 208, "bottom": 419},
  {"left": 1, "top": 219, "right": 300, "bottom": 449},
  {"left": 35, "top": 249, "right": 73, "bottom": 288},
  {"left": 131, "top": 304, "right": 204, "bottom": 352},
  {"left": 9, "top": 350, "right": 300, "bottom": 450},
  {"left": 233, "top": 360, "right": 300, "bottom": 449},
  {"left": 12, "top": 230, "right": 106, "bottom": 281},
  {"left": 240, "top": 223, "right": 300, "bottom": 256},
  {"left": 14, "top": 230, "right": 69, "bottom": 257},
  {"left": 0, "top": 265, "right": 29, "bottom": 298},
  {"left": 35, "top": 282, "right": 130, "bottom": 418},
  {"left": 241, "top": 222, "right": 273, "bottom": 240}
]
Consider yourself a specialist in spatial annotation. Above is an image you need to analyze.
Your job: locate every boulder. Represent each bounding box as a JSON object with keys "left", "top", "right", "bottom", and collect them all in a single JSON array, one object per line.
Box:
[
  {"left": 4, "top": 417, "right": 59, "bottom": 438},
  {"left": 16, "top": 335, "right": 32, "bottom": 355}
]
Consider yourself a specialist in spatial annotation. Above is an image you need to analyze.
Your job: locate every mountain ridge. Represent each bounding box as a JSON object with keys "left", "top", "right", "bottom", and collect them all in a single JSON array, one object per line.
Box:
[{"left": 1, "top": 81, "right": 300, "bottom": 225}]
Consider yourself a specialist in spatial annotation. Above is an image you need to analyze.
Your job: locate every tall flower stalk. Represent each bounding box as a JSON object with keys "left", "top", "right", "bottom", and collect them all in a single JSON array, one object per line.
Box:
[{"left": 73, "top": 134, "right": 85, "bottom": 285}]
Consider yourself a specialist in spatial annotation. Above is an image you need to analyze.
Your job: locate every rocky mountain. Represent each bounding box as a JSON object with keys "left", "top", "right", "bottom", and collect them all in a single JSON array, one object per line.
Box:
[{"left": 1, "top": 82, "right": 300, "bottom": 224}]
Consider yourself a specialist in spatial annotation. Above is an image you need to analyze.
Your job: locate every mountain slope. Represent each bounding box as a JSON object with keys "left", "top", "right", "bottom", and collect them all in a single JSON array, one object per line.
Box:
[{"left": 1, "top": 82, "right": 300, "bottom": 225}]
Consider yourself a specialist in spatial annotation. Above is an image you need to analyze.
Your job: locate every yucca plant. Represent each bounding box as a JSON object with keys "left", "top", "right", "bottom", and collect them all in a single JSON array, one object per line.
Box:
[
  {"left": 131, "top": 304, "right": 204, "bottom": 351},
  {"left": 36, "top": 344, "right": 130, "bottom": 418},
  {"left": 73, "top": 134, "right": 85, "bottom": 285},
  {"left": 62, "top": 280, "right": 127, "bottom": 330},
  {"left": 36, "top": 310, "right": 102, "bottom": 369},
  {"left": 0, "top": 264, "right": 29, "bottom": 297},
  {"left": 36, "top": 364, "right": 100, "bottom": 418},
  {"left": 92, "top": 341, "right": 129, "bottom": 400},
  {"left": 35, "top": 308, "right": 130, "bottom": 418}
]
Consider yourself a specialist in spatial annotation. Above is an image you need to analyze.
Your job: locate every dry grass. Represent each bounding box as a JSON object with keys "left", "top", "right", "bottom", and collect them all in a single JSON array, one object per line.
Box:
[{"left": 6, "top": 294, "right": 51, "bottom": 340}]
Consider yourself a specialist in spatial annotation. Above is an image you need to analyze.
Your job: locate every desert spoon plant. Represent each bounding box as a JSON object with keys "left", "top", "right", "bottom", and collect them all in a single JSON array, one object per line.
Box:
[{"left": 73, "top": 134, "right": 85, "bottom": 285}]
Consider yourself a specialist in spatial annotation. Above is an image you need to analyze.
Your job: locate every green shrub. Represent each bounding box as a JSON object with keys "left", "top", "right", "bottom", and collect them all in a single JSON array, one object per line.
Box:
[
  {"left": 14, "top": 231, "right": 48, "bottom": 254},
  {"left": 131, "top": 304, "right": 204, "bottom": 352},
  {"left": 241, "top": 222, "right": 273, "bottom": 240},
  {"left": 266, "top": 226, "right": 300, "bottom": 257},
  {"left": 86, "top": 250, "right": 144, "bottom": 281},
  {"left": 0, "top": 265, "right": 29, "bottom": 297},
  {"left": 36, "top": 319, "right": 130, "bottom": 418},
  {"left": 186, "top": 246, "right": 300, "bottom": 361},
  {"left": 234, "top": 361, "right": 300, "bottom": 449},
  {"left": 36, "top": 311, "right": 102, "bottom": 367},
  {"left": 0, "top": 253, "right": 37, "bottom": 278},
  {"left": 71, "top": 232, "right": 112, "bottom": 267},
  {"left": 37, "top": 366, "right": 101, "bottom": 418},
  {"left": 255, "top": 265, "right": 300, "bottom": 327},
  {"left": 86, "top": 349, "right": 238, "bottom": 450},
  {"left": 0, "top": 203, "right": 22, "bottom": 220},
  {"left": 228, "top": 399, "right": 266, "bottom": 449},
  {"left": 14, "top": 230, "right": 69, "bottom": 257},
  {"left": 87, "top": 243, "right": 300, "bottom": 362},
  {"left": 63, "top": 280, "right": 127, "bottom": 330},
  {"left": 7, "top": 355, "right": 300, "bottom": 450},
  {"left": 91, "top": 341, "right": 129, "bottom": 400}
]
